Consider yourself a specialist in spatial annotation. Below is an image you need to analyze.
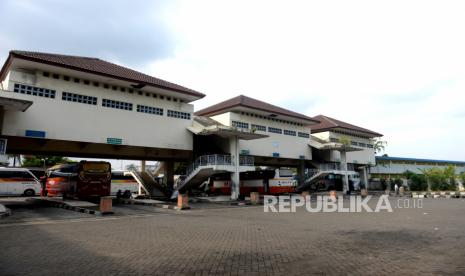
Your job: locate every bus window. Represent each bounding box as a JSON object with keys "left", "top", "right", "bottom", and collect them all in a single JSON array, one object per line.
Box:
[{"left": 82, "top": 163, "right": 110, "bottom": 173}]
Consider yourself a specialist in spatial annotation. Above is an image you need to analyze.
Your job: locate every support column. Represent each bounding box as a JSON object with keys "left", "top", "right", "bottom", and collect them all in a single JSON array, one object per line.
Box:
[
  {"left": 163, "top": 161, "right": 174, "bottom": 192},
  {"left": 297, "top": 159, "right": 305, "bottom": 187},
  {"left": 340, "top": 151, "right": 349, "bottom": 194},
  {"left": 230, "top": 136, "right": 240, "bottom": 200},
  {"left": 363, "top": 166, "right": 369, "bottom": 190},
  {"left": 140, "top": 160, "right": 146, "bottom": 172}
]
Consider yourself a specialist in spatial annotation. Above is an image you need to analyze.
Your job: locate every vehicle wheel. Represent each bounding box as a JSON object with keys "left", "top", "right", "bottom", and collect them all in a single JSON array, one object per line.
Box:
[{"left": 24, "top": 189, "right": 35, "bottom": 196}]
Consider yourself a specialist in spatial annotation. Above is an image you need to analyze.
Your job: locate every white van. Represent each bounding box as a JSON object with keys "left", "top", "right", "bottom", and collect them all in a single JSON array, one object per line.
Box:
[{"left": 0, "top": 168, "right": 41, "bottom": 196}]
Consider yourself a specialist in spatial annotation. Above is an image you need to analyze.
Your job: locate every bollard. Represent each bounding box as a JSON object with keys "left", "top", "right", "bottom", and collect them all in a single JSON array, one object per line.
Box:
[
  {"left": 399, "top": 187, "right": 405, "bottom": 196},
  {"left": 99, "top": 196, "right": 113, "bottom": 214},
  {"left": 360, "top": 189, "right": 368, "bottom": 198},
  {"left": 250, "top": 192, "right": 260, "bottom": 205},
  {"left": 177, "top": 193, "right": 190, "bottom": 210},
  {"left": 301, "top": 191, "right": 311, "bottom": 202},
  {"left": 329, "top": 190, "right": 337, "bottom": 201}
]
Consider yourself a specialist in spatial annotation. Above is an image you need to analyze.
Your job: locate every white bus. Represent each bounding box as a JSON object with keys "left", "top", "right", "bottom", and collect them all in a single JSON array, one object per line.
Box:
[
  {"left": 111, "top": 170, "right": 141, "bottom": 196},
  {"left": 0, "top": 168, "right": 41, "bottom": 196}
]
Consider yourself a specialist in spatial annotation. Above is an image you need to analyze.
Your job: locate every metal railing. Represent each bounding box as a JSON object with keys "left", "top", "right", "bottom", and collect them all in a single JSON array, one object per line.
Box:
[
  {"left": 184, "top": 154, "right": 255, "bottom": 183},
  {"left": 317, "top": 163, "right": 355, "bottom": 171}
]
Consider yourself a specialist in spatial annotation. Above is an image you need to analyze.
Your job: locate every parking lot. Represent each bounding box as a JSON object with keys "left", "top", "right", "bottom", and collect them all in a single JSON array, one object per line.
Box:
[{"left": 1, "top": 197, "right": 465, "bottom": 275}]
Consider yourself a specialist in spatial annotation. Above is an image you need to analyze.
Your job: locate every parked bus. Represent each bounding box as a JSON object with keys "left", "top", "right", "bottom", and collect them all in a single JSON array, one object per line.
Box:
[
  {"left": 0, "top": 168, "right": 41, "bottom": 196},
  {"left": 111, "top": 170, "right": 140, "bottom": 196},
  {"left": 204, "top": 168, "right": 297, "bottom": 195},
  {"left": 44, "top": 161, "right": 111, "bottom": 199}
]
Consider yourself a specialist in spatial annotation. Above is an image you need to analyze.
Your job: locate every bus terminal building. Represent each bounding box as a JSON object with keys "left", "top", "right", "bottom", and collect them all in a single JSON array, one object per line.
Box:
[{"left": 0, "top": 50, "right": 383, "bottom": 199}]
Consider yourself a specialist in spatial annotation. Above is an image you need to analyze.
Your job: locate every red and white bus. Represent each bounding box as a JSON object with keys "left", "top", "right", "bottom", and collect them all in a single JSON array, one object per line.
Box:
[
  {"left": 205, "top": 168, "right": 297, "bottom": 195},
  {"left": 44, "top": 161, "right": 111, "bottom": 199},
  {"left": 110, "top": 170, "right": 140, "bottom": 196}
]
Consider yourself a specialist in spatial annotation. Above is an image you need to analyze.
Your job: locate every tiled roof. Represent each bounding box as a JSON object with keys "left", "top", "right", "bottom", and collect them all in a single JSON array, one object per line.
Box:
[
  {"left": 0, "top": 50, "right": 205, "bottom": 98},
  {"left": 195, "top": 95, "right": 319, "bottom": 123},
  {"left": 311, "top": 115, "right": 382, "bottom": 137}
]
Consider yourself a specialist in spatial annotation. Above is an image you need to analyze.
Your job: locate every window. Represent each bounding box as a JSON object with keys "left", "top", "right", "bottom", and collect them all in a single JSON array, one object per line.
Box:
[
  {"left": 167, "top": 110, "right": 191, "bottom": 120},
  {"left": 358, "top": 142, "right": 366, "bottom": 147},
  {"left": 63, "top": 76, "right": 70, "bottom": 81},
  {"left": 330, "top": 137, "right": 339, "bottom": 142},
  {"left": 52, "top": 73, "right": 59, "bottom": 79},
  {"left": 42, "top": 72, "right": 50, "bottom": 77},
  {"left": 146, "top": 93, "right": 151, "bottom": 97},
  {"left": 284, "top": 130, "right": 296, "bottom": 136},
  {"left": 137, "top": 105, "right": 163, "bottom": 116},
  {"left": 13, "top": 83, "right": 56, "bottom": 99},
  {"left": 83, "top": 80, "right": 90, "bottom": 85},
  {"left": 102, "top": 99, "right": 133, "bottom": 111},
  {"left": 232, "top": 121, "right": 249, "bottom": 129},
  {"left": 0, "top": 171, "right": 35, "bottom": 180},
  {"left": 120, "top": 87, "right": 125, "bottom": 92},
  {"left": 103, "top": 84, "right": 110, "bottom": 89},
  {"left": 62, "top": 92, "right": 97, "bottom": 105},
  {"left": 112, "top": 86, "right": 118, "bottom": 91},
  {"left": 93, "top": 82, "right": 99, "bottom": 87},
  {"left": 251, "top": 124, "right": 266, "bottom": 131},
  {"left": 298, "top": 132, "right": 310, "bottom": 138},
  {"left": 351, "top": 141, "right": 358, "bottom": 146},
  {"left": 74, "top": 78, "right": 80, "bottom": 83},
  {"left": 138, "top": 91, "right": 143, "bottom": 95},
  {"left": 367, "top": 144, "right": 374, "bottom": 149},
  {"left": 268, "top": 127, "right": 282, "bottom": 134}
]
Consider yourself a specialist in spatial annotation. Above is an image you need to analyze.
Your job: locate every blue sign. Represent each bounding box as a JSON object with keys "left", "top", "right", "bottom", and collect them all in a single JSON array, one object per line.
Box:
[{"left": 25, "top": 130, "right": 46, "bottom": 138}]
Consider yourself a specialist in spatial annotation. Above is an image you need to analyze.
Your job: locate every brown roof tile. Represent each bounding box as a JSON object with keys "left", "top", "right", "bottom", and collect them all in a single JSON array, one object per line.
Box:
[
  {"left": 0, "top": 50, "right": 205, "bottom": 98},
  {"left": 311, "top": 115, "right": 382, "bottom": 137},
  {"left": 195, "top": 95, "right": 319, "bottom": 123}
]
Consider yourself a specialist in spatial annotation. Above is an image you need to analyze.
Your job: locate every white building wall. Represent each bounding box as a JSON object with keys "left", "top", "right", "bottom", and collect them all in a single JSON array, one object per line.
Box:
[
  {"left": 211, "top": 112, "right": 312, "bottom": 160},
  {"left": 1, "top": 69, "right": 194, "bottom": 150},
  {"left": 312, "top": 131, "right": 375, "bottom": 165}
]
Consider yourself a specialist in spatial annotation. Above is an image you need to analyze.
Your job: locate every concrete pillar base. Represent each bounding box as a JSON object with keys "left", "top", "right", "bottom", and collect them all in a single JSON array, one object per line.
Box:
[
  {"left": 250, "top": 192, "right": 260, "bottom": 204},
  {"left": 177, "top": 194, "right": 190, "bottom": 210},
  {"left": 302, "top": 191, "right": 311, "bottom": 201},
  {"left": 329, "top": 190, "right": 338, "bottom": 201},
  {"left": 100, "top": 197, "right": 113, "bottom": 214},
  {"left": 361, "top": 189, "right": 368, "bottom": 197}
]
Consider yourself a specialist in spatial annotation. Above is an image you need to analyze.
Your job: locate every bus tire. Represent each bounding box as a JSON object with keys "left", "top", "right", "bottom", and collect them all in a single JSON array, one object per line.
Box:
[{"left": 24, "top": 189, "right": 35, "bottom": 197}]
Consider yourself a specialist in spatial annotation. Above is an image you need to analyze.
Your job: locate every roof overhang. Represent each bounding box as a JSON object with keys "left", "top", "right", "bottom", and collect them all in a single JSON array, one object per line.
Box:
[
  {"left": 188, "top": 125, "right": 268, "bottom": 140},
  {"left": 0, "top": 94, "right": 33, "bottom": 111},
  {"left": 312, "top": 127, "right": 382, "bottom": 138},
  {"left": 0, "top": 52, "right": 204, "bottom": 103}
]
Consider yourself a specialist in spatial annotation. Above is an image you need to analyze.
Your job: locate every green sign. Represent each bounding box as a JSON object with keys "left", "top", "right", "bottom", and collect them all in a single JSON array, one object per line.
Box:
[{"left": 107, "top": 138, "right": 123, "bottom": 145}]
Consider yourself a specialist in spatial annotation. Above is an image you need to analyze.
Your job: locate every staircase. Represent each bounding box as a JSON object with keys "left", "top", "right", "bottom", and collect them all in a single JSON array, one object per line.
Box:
[
  {"left": 176, "top": 154, "right": 255, "bottom": 193},
  {"left": 132, "top": 170, "right": 167, "bottom": 198},
  {"left": 296, "top": 163, "right": 357, "bottom": 192}
]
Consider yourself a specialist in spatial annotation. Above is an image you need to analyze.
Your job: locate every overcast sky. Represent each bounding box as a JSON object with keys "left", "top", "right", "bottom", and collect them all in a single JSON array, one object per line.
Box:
[{"left": 1, "top": 0, "right": 464, "bottom": 163}]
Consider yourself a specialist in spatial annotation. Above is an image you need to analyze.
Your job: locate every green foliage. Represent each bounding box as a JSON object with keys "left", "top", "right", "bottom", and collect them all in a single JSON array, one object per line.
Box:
[
  {"left": 125, "top": 164, "right": 137, "bottom": 171},
  {"left": 402, "top": 170, "right": 416, "bottom": 180},
  {"left": 422, "top": 165, "right": 457, "bottom": 191},
  {"left": 372, "top": 139, "right": 387, "bottom": 154},
  {"left": 21, "top": 155, "right": 73, "bottom": 168},
  {"left": 410, "top": 174, "right": 428, "bottom": 191},
  {"left": 339, "top": 136, "right": 351, "bottom": 146},
  {"left": 174, "top": 162, "right": 187, "bottom": 175},
  {"left": 460, "top": 173, "right": 465, "bottom": 185}
]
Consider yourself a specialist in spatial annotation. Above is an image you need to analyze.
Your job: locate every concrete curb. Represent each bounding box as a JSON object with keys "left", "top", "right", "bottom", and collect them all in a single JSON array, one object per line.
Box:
[
  {"left": 116, "top": 199, "right": 180, "bottom": 210},
  {"left": 29, "top": 199, "right": 104, "bottom": 216}
]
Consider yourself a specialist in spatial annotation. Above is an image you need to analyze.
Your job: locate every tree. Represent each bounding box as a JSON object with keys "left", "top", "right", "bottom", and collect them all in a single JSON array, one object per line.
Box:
[
  {"left": 372, "top": 139, "right": 387, "bottom": 154},
  {"left": 21, "top": 155, "right": 73, "bottom": 168},
  {"left": 410, "top": 174, "right": 428, "bottom": 191},
  {"left": 125, "top": 164, "right": 138, "bottom": 171},
  {"left": 421, "top": 165, "right": 456, "bottom": 191}
]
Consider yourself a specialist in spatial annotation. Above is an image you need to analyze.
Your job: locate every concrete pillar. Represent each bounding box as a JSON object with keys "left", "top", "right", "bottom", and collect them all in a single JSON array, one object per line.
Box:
[
  {"left": 140, "top": 160, "right": 146, "bottom": 172},
  {"left": 340, "top": 151, "right": 349, "bottom": 194},
  {"left": 297, "top": 159, "right": 305, "bottom": 187},
  {"left": 362, "top": 166, "right": 369, "bottom": 190},
  {"left": 230, "top": 136, "right": 240, "bottom": 200},
  {"left": 163, "top": 161, "right": 174, "bottom": 191}
]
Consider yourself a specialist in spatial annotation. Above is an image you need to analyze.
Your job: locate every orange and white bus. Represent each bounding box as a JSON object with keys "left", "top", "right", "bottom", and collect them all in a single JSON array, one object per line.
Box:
[
  {"left": 0, "top": 168, "right": 41, "bottom": 196},
  {"left": 206, "top": 168, "right": 297, "bottom": 195}
]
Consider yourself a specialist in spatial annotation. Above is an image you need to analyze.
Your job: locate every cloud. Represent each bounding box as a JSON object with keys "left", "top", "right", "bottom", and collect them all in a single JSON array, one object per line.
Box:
[{"left": 0, "top": 0, "right": 177, "bottom": 67}]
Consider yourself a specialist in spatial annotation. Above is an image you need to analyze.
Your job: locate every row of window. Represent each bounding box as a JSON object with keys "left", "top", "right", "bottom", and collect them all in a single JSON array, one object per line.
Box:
[
  {"left": 137, "top": 105, "right": 163, "bottom": 116},
  {"left": 251, "top": 124, "right": 266, "bottom": 132},
  {"left": 232, "top": 121, "right": 249, "bottom": 129},
  {"left": 240, "top": 111, "right": 304, "bottom": 126},
  {"left": 62, "top": 92, "right": 97, "bottom": 105},
  {"left": 167, "top": 110, "right": 191, "bottom": 120},
  {"left": 331, "top": 129, "right": 371, "bottom": 140},
  {"left": 42, "top": 71, "right": 185, "bottom": 103},
  {"left": 12, "top": 82, "right": 191, "bottom": 120},
  {"left": 13, "top": 83, "right": 56, "bottom": 98},
  {"left": 283, "top": 130, "right": 297, "bottom": 136},
  {"left": 298, "top": 132, "right": 310, "bottom": 138},
  {"left": 330, "top": 137, "right": 374, "bottom": 149}
]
